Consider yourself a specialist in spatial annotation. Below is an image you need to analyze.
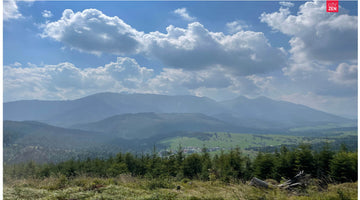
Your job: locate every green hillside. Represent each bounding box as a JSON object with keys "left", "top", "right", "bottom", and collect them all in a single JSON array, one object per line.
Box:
[{"left": 160, "top": 131, "right": 357, "bottom": 155}]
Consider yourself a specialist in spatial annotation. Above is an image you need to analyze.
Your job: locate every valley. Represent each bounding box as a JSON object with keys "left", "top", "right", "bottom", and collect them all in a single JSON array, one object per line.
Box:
[{"left": 3, "top": 92, "right": 357, "bottom": 164}]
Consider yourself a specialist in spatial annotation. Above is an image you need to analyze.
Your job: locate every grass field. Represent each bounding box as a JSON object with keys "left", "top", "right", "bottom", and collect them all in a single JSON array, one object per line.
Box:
[
  {"left": 161, "top": 132, "right": 347, "bottom": 151},
  {"left": 158, "top": 131, "right": 358, "bottom": 159},
  {"left": 4, "top": 176, "right": 357, "bottom": 200}
]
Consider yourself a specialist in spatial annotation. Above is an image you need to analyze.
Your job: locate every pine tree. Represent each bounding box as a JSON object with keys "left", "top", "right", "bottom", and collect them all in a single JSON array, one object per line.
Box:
[
  {"left": 315, "top": 142, "right": 334, "bottom": 178},
  {"left": 200, "top": 147, "right": 212, "bottom": 181},
  {"left": 183, "top": 153, "right": 202, "bottom": 179},
  {"left": 253, "top": 152, "right": 275, "bottom": 179},
  {"left": 295, "top": 143, "right": 315, "bottom": 176},
  {"left": 330, "top": 151, "right": 357, "bottom": 182}
]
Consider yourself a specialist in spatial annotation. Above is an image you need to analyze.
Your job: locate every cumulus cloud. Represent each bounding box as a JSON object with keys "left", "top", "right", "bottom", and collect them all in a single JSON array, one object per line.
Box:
[
  {"left": 42, "top": 10, "right": 53, "bottom": 18},
  {"left": 260, "top": 1, "right": 357, "bottom": 75},
  {"left": 4, "top": 56, "right": 274, "bottom": 102},
  {"left": 42, "top": 9, "right": 286, "bottom": 75},
  {"left": 279, "top": 1, "right": 294, "bottom": 7},
  {"left": 329, "top": 63, "right": 357, "bottom": 86},
  {"left": 4, "top": 0, "right": 22, "bottom": 21},
  {"left": 226, "top": 20, "right": 250, "bottom": 33},
  {"left": 41, "top": 9, "right": 144, "bottom": 55},
  {"left": 278, "top": 62, "right": 357, "bottom": 99},
  {"left": 148, "top": 67, "right": 232, "bottom": 94},
  {"left": 147, "top": 66, "right": 276, "bottom": 100},
  {"left": 173, "top": 8, "right": 196, "bottom": 21},
  {"left": 260, "top": 0, "right": 357, "bottom": 106},
  {"left": 145, "top": 22, "right": 286, "bottom": 75},
  {"left": 3, "top": 57, "right": 153, "bottom": 101}
]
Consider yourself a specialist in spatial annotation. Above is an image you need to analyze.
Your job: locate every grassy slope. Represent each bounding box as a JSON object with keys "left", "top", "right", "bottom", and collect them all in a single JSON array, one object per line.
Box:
[
  {"left": 160, "top": 132, "right": 334, "bottom": 151},
  {"left": 4, "top": 176, "right": 357, "bottom": 200}
]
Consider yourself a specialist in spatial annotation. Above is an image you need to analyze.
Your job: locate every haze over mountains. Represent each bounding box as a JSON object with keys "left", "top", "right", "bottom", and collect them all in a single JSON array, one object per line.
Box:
[
  {"left": 4, "top": 92, "right": 356, "bottom": 163},
  {"left": 4, "top": 92, "right": 353, "bottom": 130},
  {"left": 71, "top": 113, "right": 245, "bottom": 139}
]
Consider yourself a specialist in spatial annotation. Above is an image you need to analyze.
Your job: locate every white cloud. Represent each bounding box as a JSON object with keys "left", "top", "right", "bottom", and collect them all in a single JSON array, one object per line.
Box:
[
  {"left": 279, "top": 1, "right": 294, "bottom": 7},
  {"left": 11, "top": 62, "right": 22, "bottom": 67},
  {"left": 173, "top": 8, "right": 196, "bottom": 21},
  {"left": 260, "top": 0, "right": 357, "bottom": 109},
  {"left": 42, "top": 10, "right": 53, "bottom": 18},
  {"left": 41, "top": 9, "right": 144, "bottom": 55},
  {"left": 148, "top": 67, "right": 232, "bottom": 93},
  {"left": 226, "top": 20, "right": 250, "bottom": 33},
  {"left": 147, "top": 66, "right": 276, "bottom": 100},
  {"left": 4, "top": 0, "right": 22, "bottom": 21},
  {"left": 145, "top": 22, "right": 286, "bottom": 75},
  {"left": 281, "top": 92, "right": 357, "bottom": 118},
  {"left": 3, "top": 57, "right": 153, "bottom": 101},
  {"left": 4, "top": 57, "right": 274, "bottom": 102},
  {"left": 280, "top": 63, "right": 357, "bottom": 98},
  {"left": 329, "top": 63, "right": 357, "bottom": 86},
  {"left": 27, "top": 62, "right": 38, "bottom": 68},
  {"left": 260, "top": 1, "right": 357, "bottom": 75},
  {"left": 4, "top": 56, "right": 356, "bottom": 117},
  {"left": 42, "top": 9, "right": 286, "bottom": 75}
]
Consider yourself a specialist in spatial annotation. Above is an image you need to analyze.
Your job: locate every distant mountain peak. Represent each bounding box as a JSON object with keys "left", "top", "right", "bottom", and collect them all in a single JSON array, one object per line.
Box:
[{"left": 4, "top": 92, "right": 353, "bottom": 129}]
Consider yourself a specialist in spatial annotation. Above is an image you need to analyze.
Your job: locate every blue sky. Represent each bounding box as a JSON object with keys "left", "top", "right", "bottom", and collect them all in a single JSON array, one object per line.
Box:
[{"left": 3, "top": 0, "right": 358, "bottom": 118}]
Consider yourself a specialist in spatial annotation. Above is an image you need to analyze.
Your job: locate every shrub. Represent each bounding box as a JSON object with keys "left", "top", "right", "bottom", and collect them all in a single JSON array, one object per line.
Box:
[
  {"left": 146, "top": 178, "right": 174, "bottom": 190},
  {"left": 330, "top": 152, "right": 357, "bottom": 182}
]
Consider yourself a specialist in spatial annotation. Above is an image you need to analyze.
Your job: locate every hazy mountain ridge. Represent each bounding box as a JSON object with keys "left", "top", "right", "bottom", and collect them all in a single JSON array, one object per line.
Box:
[
  {"left": 219, "top": 96, "right": 352, "bottom": 129},
  {"left": 71, "top": 112, "right": 254, "bottom": 139},
  {"left": 4, "top": 92, "right": 353, "bottom": 129}
]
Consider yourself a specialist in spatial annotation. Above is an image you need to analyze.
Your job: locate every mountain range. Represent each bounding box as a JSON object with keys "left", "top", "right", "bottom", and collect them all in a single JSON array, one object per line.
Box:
[
  {"left": 4, "top": 92, "right": 353, "bottom": 129},
  {"left": 3, "top": 92, "right": 356, "bottom": 163}
]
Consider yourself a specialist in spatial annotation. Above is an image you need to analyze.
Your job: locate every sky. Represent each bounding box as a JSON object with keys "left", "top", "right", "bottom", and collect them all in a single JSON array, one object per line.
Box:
[{"left": 3, "top": 0, "right": 358, "bottom": 119}]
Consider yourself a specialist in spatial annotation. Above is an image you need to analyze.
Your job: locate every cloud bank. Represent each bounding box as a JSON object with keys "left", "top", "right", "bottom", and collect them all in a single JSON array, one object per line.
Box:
[
  {"left": 4, "top": 57, "right": 273, "bottom": 102},
  {"left": 42, "top": 8, "right": 286, "bottom": 75},
  {"left": 260, "top": 1, "right": 357, "bottom": 75},
  {"left": 261, "top": 0, "right": 357, "bottom": 97}
]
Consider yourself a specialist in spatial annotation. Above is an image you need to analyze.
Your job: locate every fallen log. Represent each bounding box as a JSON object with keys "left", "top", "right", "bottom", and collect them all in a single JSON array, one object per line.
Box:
[
  {"left": 249, "top": 171, "right": 308, "bottom": 190},
  {"left": 249, "top": 177, "right": 271, "bottom": 188}
]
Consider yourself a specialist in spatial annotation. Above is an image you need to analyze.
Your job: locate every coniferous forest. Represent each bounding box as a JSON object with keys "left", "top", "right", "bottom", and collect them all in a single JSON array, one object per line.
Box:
[{"left": 4, "top": 143, "right": 357, "bottom": 200}]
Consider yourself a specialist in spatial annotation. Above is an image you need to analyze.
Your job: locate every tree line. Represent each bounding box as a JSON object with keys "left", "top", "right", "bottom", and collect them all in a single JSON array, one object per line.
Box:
[{"left": 4, "top": 143, "right": 357, "bottom": 183}]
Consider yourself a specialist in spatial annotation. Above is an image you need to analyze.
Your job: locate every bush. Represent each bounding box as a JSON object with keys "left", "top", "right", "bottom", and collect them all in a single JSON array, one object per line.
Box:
[
  {"left": 146, "top": 178, "right": 174, "bottom": 190},
  {"left": 330, "top": 152, "right": 357, "bottom": 182},
  {"left": 47, "top": 175, "right": 68, "bottom": 190}
]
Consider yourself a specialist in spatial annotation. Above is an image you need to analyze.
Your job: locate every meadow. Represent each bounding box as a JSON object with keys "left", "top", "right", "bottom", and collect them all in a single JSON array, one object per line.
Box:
[
  {"left": 4, "top": 176, "right": 358, "bottom": 200},
  {"left": 160, "top": 131, "right": 357, "bottom": 155}
]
